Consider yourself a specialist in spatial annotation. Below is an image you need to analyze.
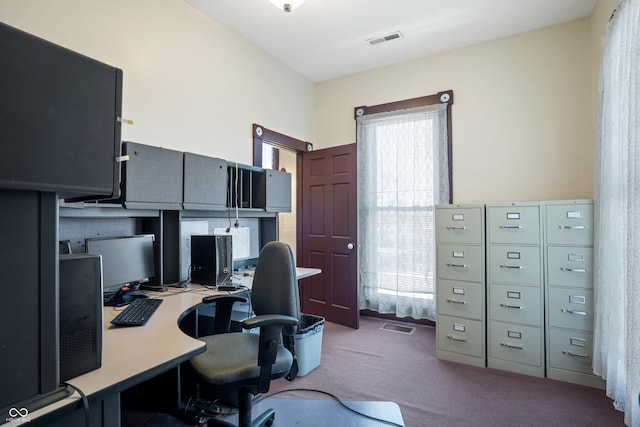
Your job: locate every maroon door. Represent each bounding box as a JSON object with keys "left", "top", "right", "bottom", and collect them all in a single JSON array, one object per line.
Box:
[{"left": 299, "top": 144, "right": 358, "bottom": 329}]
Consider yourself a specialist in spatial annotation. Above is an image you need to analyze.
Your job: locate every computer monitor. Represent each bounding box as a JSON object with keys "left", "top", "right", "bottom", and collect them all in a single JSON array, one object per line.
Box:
[{"left": 85, "top": 235, "right": 156, "bottom": 292}]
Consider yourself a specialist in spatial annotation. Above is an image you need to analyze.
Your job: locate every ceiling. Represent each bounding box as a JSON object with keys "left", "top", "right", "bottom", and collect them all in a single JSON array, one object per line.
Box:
[{"left": 185, "top": 0, "right": 597, "bottom": 83}]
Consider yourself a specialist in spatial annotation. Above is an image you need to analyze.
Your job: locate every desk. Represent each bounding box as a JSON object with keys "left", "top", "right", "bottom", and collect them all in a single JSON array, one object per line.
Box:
[{"left": 16, "top": 267, "right": 321, "bottom": 427}]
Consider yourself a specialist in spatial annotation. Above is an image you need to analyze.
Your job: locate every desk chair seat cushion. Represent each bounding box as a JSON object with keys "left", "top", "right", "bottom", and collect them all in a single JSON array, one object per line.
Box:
[{"left": 190, "top": 333, "right": 293, "bottom": 385}]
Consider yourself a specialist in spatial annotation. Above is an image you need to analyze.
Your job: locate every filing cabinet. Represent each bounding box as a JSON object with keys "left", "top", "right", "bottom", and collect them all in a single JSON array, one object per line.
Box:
[
  {"left": 487, "top": 202, "right": 545, "bottom": 378},
  {"left": 435, "top": 205, "right": 486, "bottom": 367},
  {"left": 544, "top": 200, "right": 604, "bottom": 388}
]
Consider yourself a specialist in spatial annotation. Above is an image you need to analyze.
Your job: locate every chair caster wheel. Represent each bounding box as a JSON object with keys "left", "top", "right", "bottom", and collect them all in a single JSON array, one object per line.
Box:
[{"left": 265, "top": 413, "right": 275, "bottom": 426}]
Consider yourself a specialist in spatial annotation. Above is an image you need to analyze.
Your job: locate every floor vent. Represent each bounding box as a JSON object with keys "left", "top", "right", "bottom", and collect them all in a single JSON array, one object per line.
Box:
[{"left": 380, "top": 323, "right": 415, "bottom": 335}]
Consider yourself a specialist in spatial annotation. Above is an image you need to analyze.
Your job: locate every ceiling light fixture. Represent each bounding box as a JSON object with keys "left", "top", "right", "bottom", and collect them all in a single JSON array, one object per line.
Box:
[{"left": 270, "top": 0, "right": 306, "bottom": 12}]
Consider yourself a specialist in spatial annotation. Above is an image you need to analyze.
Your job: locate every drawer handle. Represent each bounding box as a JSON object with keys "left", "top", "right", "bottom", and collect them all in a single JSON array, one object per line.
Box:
[
  {"left": 446, "top": 335, "right": 467, "bottom": 342},
  {"left": 558, "top": 225, "right": 586, "bottom": 230},
  {"left": 560, "top": 267, "right": 587, "bottom": 273},
  {"left": 446, "top": 263, "right": 468, "bottom": 268},
  {"left": 446, "top": 298, "right": 468, "bottom": 305},
  {"left": 562, "top": 350, "right": 590, "bottom": 358},
  {"left": 561, "top": 309, "right": 588, "bottom": 316},
  {"left": 500, "top": 342, "right": 524, "bottom": 350},
  {"left": 499, "top": 264, "right": 523, "bottom": 269},
  {"left": 500, "top": 303, "right": 523, "bottom": 310},
  {"left": 499, "top": 225, "right": 523, "bottom": 230},
  {"left": 446, "top": 226, "right": 467, "bottom": 230}
]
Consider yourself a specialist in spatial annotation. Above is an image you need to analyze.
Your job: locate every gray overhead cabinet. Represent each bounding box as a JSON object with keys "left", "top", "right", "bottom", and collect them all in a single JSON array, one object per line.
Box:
[
  {"left": 228, "top": 163, "right": 292, "bottom": 212},
  {"left": 183, "top": 153, "right": 228, "bottom": 211},
  {"left": 116, "top": 141, "right": 184, "bottom": 210}
]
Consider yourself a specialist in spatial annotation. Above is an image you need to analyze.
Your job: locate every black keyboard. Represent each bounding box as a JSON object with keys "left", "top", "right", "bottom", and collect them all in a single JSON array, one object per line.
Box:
[{"left": 111, "top": 298, "right": 163, "bottom": 327}]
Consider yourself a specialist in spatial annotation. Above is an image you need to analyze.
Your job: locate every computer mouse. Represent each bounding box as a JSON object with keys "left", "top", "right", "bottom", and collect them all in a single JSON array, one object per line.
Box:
[{"left": 127, "top": 291, "right": 148, "bottom": 300}]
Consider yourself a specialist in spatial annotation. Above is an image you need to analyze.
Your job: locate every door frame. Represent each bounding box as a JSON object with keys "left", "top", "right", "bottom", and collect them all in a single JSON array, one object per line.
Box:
[{"left": 251, "top": 123, "right": 312, "bottom": 266}]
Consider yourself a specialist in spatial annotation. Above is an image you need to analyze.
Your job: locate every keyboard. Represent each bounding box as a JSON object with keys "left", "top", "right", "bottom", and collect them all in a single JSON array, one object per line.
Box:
[{"left": 111, "top": 298, "right": 163, "bottom": 327}]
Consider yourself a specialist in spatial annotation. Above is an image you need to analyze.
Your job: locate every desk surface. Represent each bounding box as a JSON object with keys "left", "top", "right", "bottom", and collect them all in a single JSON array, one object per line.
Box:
[{"left": 21, "top": 267, "right": 321, "bottom": 423}]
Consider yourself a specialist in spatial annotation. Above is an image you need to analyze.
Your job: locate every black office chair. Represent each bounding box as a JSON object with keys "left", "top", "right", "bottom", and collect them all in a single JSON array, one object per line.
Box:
[{"left": 188, "top": 241, "right": 300, "bottom": 427}]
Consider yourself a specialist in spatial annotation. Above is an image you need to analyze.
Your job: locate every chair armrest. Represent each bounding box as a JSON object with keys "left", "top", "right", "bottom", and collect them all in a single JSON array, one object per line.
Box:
[
  {"left": 241, "top": 314, "right": 299, "bottom": 330},
  {"left": 201, "top": 294, "right": 248, "bottom": 334}
]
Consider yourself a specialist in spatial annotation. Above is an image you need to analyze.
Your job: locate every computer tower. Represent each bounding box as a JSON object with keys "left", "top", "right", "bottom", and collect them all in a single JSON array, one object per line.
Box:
[
  {"left": 59, "top": 254, "right": 103, "bottom": 382},
  {"left": 190, "top": 235, "right": 233, "bottom": 286}
]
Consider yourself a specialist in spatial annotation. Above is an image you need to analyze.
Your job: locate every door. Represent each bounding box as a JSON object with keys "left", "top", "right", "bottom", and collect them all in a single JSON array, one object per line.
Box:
[{"left": 300, "top": 144, "right": 358, "bottom": 328}]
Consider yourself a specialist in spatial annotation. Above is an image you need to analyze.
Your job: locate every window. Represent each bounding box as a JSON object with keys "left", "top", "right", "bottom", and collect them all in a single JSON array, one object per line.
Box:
[{"left": 356, "top": 92, "right": 452, "bottom": 320}]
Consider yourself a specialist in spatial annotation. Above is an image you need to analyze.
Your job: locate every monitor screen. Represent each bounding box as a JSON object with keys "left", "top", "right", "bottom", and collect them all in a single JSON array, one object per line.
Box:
[
  {"left": 85, "top": 235, "right": 156, "bottom": 292},
  {"left": 0, "top": 22, "right": 122, "bottom": 201}
]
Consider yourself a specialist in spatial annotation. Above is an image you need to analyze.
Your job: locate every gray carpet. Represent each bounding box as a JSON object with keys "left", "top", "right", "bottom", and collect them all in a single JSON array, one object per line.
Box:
[{"left": 267, "top": 315, "right": 625, "bottom": 427}]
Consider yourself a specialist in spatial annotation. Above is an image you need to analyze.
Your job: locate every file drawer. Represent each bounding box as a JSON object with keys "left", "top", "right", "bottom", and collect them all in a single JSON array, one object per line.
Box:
[
  {"left": 436, "top": 207, "right": 483, "bottom": 244},
  {"left": 548, "top": 328, "right": 594, "bottom": 374},
  {"left": 437, "top": 244, "right": 483, "bottom": 282},
  {"left": 547, "top": 287, "right": 594, "bottom": 331},
  {"left": 547, "top": 247, "right": 593, "bottom": 288},
  {"left": 489, "top": 283, "right": 542, "bottom": 326},
  {"left": 437, "top": 279, "right": 483, "bottom": 320},
  {"left": 489, "top": 321, "right": 542, "bottom": 366},
  {"left": 488, "top": 205, "right": 540, "bottom": 245},
  {"left": 546, "top": 204, "right": 593, "bottom": 246},
  {"left": 488, "top": 245, "right": 541, "bottom": 286},
  {"left": 437, "top": 315, "right": 484, "bottom": 358}
]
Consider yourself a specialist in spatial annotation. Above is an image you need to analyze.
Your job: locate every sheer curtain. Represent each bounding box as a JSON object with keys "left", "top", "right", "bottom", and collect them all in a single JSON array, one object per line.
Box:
[
  {"left": 593, "top": 1, "right": 640, "bottom": 426},
  {"left": 357, "top": 104, "right": 449, "bottom": 321}
]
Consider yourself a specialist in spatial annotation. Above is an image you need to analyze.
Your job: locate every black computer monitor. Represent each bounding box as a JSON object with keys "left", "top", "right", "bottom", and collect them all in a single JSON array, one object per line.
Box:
[{"left": 85, "top": 235, "right": 156, "bottom": 293}]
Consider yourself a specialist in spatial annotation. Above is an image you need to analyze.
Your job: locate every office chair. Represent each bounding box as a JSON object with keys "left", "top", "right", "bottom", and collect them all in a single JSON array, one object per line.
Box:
[{"left": 188, "top": 241, "right": 300, "bottom": 427}]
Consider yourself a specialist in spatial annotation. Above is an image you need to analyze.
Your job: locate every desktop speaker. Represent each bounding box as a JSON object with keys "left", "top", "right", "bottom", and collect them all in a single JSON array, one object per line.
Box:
[
  {"left": 59, "top": 254, "right": 103, "bottom": 381},
  {"left": 190, "top": 235, "right": 233, "bottom": 286}
]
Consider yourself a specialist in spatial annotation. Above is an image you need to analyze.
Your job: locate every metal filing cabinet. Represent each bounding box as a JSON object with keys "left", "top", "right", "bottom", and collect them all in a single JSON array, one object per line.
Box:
[
  {"left": 435, "top": 205, "right": 486, "bottom": 367},
  {"left": 487, "top": 203, "right": 545, "bottom": 377},
  {"left": 544, "top": 200, "right": 604, "bottom": 388}
]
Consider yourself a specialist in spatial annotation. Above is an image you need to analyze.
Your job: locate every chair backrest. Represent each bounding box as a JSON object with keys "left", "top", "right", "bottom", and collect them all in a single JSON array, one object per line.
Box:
[{"left": 251, "top": 241, "right": 300, "bottom": 336}]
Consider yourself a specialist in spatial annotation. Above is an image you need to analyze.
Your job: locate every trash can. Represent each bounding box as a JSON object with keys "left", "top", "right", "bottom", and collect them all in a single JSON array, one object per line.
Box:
[{"left": 294, "top": 314, "right": 325, "bottom": 376}]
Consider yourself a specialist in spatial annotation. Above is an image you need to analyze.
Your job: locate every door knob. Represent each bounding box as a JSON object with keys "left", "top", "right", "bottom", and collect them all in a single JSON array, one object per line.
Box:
[{"left": 347, "top": 243, "right": 354, "bottom": 250}]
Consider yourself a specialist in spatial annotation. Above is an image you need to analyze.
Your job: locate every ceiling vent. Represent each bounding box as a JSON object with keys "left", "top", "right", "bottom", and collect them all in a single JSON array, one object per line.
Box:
[{"left": 367, "top": 31, "right": 403, "bottom": 46}]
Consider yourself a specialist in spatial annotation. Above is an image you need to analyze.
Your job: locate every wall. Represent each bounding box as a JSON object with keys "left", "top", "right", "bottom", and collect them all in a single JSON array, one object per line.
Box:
[
  {"left": 314, "top": 19, "right": 595, "bottom": 204},
  {"left": 0, "top": 0, "right": 315, "bottom": 165}
]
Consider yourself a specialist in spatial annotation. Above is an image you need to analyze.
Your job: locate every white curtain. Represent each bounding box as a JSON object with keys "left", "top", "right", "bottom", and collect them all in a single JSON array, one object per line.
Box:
[
  {"left": 593, "top": 1, "right": 640, "bottom": 426},
  {"left": 357, "top": 104, "right": 449, "bottom": 321}
]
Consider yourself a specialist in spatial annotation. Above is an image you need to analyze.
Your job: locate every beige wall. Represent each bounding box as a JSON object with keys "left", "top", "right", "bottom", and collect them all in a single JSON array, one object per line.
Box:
[
  {"left": 315, "top": 18, "right": 602, "bottom": 205},
  {"left": 1, "top": 0, "right": 618, "bottom": 207},
  {"left": 0, "top": 0, "right": 315, "bottom": 165}
]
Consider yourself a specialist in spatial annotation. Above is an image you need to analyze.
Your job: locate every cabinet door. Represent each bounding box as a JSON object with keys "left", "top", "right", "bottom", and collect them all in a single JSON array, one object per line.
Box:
[
  {"left": 122, "top": 141, "right": 183, "bottom": 209},
  {"left": 183, "top": 153, "right": 227, "bottom": 210},
  {"left": 264, "top": 169, "right": 292, "bottom": 212}
]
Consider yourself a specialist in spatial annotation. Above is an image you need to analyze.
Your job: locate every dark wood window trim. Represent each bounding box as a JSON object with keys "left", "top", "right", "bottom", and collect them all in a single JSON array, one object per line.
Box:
[{"left": 354, "top": 90, "right": 454, "bottom": 203}]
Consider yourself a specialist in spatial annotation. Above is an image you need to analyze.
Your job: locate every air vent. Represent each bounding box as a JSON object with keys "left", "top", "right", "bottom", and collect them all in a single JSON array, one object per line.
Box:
[
  {"left": 380, "top": 322, "right": 415, "bottom": 334},
  {"left": 367, "top": 31, "right": 403, "bottom": 46}
]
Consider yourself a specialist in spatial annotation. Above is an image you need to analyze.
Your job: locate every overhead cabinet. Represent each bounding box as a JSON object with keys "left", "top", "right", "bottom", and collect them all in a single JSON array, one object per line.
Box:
[
  {"left": 183, "top": 153, "right": 228, "bottom": 211},
  {"left": 116, "top": 141, "right": 184, "bottom": 210},
  {"left": 228, "top": 163, "right": 292, "bottom": 212}
]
